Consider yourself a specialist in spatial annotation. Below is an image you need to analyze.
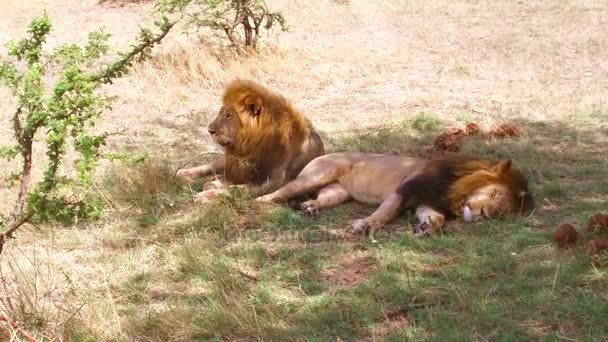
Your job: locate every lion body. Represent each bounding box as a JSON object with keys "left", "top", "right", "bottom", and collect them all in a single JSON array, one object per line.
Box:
[
  {"left": 177, "top": 80, "right": 324, "bottom": 200},
  {"left": 257, "top": 152, "right": 534, "bottom": 235}
]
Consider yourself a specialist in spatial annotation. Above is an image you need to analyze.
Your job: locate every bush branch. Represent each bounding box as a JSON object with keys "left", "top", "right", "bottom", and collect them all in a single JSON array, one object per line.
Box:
[
  {"left": 96, "top": 20, "right": 176, "bottom": 84},
  {"left": 0, "top": 316, "right": 39, "bottom": 342},
  {"left": 11, "top": 106, "right": 34, "bottom": 220},
  {"left": 0, "top": 212, "right": 33, "bottom": 255}
]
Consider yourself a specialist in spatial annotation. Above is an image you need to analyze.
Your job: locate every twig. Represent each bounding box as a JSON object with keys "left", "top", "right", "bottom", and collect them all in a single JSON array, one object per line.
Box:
[
  {"left": 237, "top": 268, "right": 259, "bottom": 281},
  {"left": 0, "top": 212, "right": 33, "bottom": 255},
  {"left": 551, "top": 263, "right": 561, "bottom": 292},
  {"left": 0, "top": 316, "right": 39, "bottom": 342},
  {"left": 11, "top": 106, "right": 34, "bottom": 221},
  {"left": 95, "top": 20, "right": 177, "bottom": 84},
  {"left": 63, "top": 302, "right": 87, "bottom": 327},
  {"left": 175, "top": 162, "right": 189, "bottom": 177}
]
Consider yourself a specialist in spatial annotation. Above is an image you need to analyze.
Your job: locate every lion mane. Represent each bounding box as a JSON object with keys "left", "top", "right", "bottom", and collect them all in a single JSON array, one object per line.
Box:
[
  {"left": 398, "top": 155, "right": 535, "bottom": 219},
  {"left": 221, "top": 80, "right": 324, "bottom": 185}
]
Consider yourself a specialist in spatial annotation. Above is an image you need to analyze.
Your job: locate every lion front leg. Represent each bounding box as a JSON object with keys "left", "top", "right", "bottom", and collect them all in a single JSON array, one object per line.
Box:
[
  {"left": 256, "top": 177, "right": 315, "bottom": 203},
  {"left": 194, "top": 179, "right": 230, "bottom": 203},
  {"left": 351, "top": 193, "right": 403, "bottom": 236},
  {"left": 413, "top": 205, "right": 445, "bottom": 237},
  {"left": 177, "top": 158, "right": 225, "bottom": 181},
  {"left": 247, "top": 174, "right": 286, "bottom": 199}
]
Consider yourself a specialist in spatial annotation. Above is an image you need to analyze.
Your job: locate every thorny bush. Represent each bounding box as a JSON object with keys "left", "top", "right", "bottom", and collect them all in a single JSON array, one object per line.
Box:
[
  {"left": 0, "top": 12, "right": 175, "bottom": 253},
  {"left": 156, "top": 0, "right": 288, "bottom": 52}
]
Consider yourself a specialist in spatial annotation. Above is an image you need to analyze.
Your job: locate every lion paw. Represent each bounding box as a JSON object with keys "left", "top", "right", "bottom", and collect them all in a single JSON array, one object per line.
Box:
[
  {"left": 194, "top": 189, "right": 222, "bottom": 203},
  {"left": 413, "top": 221, "right": 433, "bottom": 237},
  {"left": 255, "top": 194, "right": 275, "bottom": 203},
  {"left": 203, "top": 179, "right": 225, "bottom": 191},
  {"left": 176, "top": 168, "right": 198, "bottom": 181},
  {"left": 351, "top": 219, "right": 371, "bottom": 235},
  {"left": 300, "top": 201, "right": 320, "bottom": 217}
]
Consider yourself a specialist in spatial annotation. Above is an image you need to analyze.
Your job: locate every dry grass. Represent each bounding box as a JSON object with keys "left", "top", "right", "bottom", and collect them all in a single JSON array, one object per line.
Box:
[
  {"left": 1, "top": 0, "right": 607, "bottom": 340},
  {"left": 99, "top": 0, "right": 153, "bottom": 5}
]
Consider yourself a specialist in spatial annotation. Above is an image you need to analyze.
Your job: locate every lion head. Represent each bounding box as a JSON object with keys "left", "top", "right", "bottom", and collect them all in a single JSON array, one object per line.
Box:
[
  {"left": 448, "top": 159, "right": 534, "bottom": 221},
  {"left": 207, "top": 80, "right": 311, "bottom": 155},
  {"left": 206, "top": 81, "right": 264, "bottom": 149},
  {"left": 204, "top": 79, "right": 323, "bottom": 186},
  {"left": 207, "top": 104, "right": 238, "bottom": 148}
]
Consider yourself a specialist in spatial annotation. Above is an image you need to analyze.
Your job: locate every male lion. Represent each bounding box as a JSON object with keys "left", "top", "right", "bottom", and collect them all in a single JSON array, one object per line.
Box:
[
  {"left": 256, "top": 152, "right": 534, "bottom": 236},
  {"left": 177, "top": 80, "right": 324, "bottom": 201}
]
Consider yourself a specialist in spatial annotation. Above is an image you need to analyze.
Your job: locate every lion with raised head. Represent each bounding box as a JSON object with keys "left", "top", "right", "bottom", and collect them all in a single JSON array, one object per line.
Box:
[
  {"left": 256, "top": 152, "right": 534, "bottom": 236},
  {"left": 177, "top": 80, "right": 324, "bottom": 201}
]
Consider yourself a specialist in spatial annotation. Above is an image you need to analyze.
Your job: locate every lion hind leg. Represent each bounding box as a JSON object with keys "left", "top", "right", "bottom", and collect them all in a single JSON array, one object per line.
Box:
[
  {"left": 301, "top": 183, "right": 351, "bottom": 217},
  {"left": 256, "top": 156, "right": 352, "bottom": 203},
  {"left": 413, "top": 205, "right": 445, "bottom": 237}
]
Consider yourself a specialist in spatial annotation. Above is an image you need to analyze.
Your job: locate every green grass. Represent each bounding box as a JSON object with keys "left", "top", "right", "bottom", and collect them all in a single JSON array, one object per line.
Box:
[
  {"left": 3, "top": 117, "right": 608, "bottom": 341},
  {"left": 99, "top": 118, "right": 608, "bottom": 340},
  {"left": 327, "top": 113, "right": 444, "bottom": 154}
]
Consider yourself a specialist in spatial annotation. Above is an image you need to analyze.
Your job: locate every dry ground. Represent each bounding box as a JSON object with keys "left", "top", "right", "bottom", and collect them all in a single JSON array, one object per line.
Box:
[{"left": 1, "top": 0, "right": 607, "bottom": 340}]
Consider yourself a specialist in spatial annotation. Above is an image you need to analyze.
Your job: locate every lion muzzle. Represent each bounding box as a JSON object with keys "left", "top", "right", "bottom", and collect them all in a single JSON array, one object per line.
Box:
[{"left": 463, "top": 205, "right": 473, "bottom": 222}]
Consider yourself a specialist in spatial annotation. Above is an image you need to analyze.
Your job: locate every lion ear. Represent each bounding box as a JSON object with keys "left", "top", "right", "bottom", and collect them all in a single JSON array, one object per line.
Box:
[
  {"left": 496, "top": 159, "right": 512, "bottom": 173},
  {"left": 243, "top": 95, "right": 263, "bottom": 116}
]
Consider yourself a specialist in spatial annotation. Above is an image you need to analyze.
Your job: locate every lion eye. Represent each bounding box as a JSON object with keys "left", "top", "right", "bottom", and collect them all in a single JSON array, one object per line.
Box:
[{"left": 491, "top": 189, "right": 498, "bottom": 198}]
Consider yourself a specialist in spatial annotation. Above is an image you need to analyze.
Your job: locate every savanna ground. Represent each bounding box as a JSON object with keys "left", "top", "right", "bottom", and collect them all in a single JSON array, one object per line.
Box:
[{"left": 1, "top": 0, "right": 608, "bottom": 340}]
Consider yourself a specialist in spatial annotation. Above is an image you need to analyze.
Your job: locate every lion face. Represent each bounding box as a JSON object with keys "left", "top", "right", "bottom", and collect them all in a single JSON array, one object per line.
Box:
[
  {"left": 459, "top": 159, "right": 532, "bottom": 222},
  {"left": 207, "top": 93, "right": 263, "bottom": 149},
  {"left": 462, "top": 183, "right": 516, "bottom": 221},
  {"left": 207, "top": 105, "right": 240, "bottom": 147}
]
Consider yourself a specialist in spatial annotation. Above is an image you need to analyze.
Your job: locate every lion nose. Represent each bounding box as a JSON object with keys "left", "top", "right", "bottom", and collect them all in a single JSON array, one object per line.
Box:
[
  {"left": 463, "top": 205, "right": 473, "bottom": 222},
  {"left": 207, "top": 126, "right": 217, "bottom": 135}
]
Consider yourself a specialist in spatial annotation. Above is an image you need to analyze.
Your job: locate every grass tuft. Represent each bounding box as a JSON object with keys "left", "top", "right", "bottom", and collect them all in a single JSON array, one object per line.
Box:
[{"left": 104, "top": 157, "right": 190, "bottom": 214}]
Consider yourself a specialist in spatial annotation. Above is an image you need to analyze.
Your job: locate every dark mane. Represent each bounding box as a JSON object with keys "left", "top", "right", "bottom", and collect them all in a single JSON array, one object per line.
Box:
[
  {"left": 396, "top": 155, "right": 482, "bottom": 218},
  {"left": 396, "top": 155, "right": 533, "bottom": 217}
]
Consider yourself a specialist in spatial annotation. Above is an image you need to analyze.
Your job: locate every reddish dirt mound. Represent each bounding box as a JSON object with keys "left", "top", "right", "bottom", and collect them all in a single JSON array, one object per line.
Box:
[
  {"left": 0, "top": 317, "right": 37, "bottom": 342},
  {"left": 433, "top": 122, "right": 480, "bottom": 152},
  {"left": 491, "top": 123, "right": 523, "bottom": 138},
  {"left": 434, "top": 122, "right": 523, "bottom": 152},
  {"left": 0, "top": 329, "right": 10, "bottom": 342},
  {"left": 320, "top": 255, "right": 376, "bottom": 286},
  {"left": 552, "top": 223, "right": 578, "bottom": 249},
  {"left": 584, "top": 238, "right": 608, "bottom": 254}
]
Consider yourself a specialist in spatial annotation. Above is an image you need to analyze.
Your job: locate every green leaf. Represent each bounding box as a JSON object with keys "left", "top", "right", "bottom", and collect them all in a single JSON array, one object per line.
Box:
[
  {"left": 0, "top": 11, "right": 173, "bottom": 234},
  {"left": 0, "top": 145, "right": 20, "bottom": 160},
  {"left": 85, "top": 31, "right": 111, "bottom": 59}
]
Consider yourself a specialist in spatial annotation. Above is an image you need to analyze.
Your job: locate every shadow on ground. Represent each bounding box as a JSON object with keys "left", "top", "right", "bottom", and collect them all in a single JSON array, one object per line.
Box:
[{"left": 76, "top": 115, "right": 608, "bottom": 340}]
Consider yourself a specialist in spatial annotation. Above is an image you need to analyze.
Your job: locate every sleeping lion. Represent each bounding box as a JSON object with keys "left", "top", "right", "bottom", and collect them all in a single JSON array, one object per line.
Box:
[{"left": 256, "top": 152, "right": 535, "bottom": 236}]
